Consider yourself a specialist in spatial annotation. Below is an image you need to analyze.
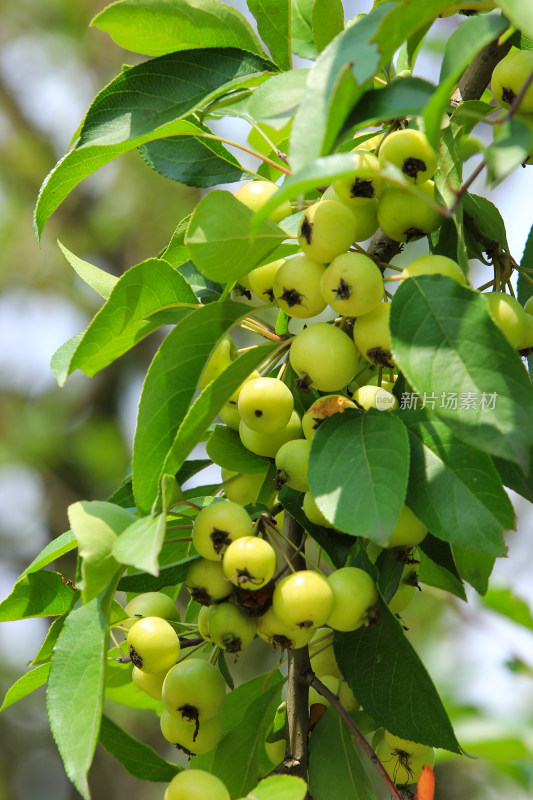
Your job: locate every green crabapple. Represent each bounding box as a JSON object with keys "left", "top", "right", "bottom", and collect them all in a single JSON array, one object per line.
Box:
[
  {"left": 385, "top": 505, "right": 427, "bottom": 548},
  {"left": 484, "top": 291, "right": 527, "bottom": 348},
  {"left": 206, "top": 601, "right": 257, "bottom": 653},
  {"left": 378, "top": 129, "right": 438, "bottom": 184},
  {"left": 162, "top": 658, "right": 226, "bottom": 722},
  {"left": 160, "top": 708, "right": 225, "bottom": 754},
  {"left": 222, "top": 536, "right": 276, "bottom": 590},
  {"left": 333, "top": 151, "right": 384, "bottom": 205},
  {"left": 256, "top": 605, "right": 316, "bottom": 650},
  {"left": 132, "top": 666, "right": 167, "bottom": 700},
  {"left": 123, "top": 591, "right": 180, "bottom": 629},
  {"left": 238, "top": 376, "right": 294, "bottom": 433},
  {"left": 273, "top": 254, "right": 327, "bottom": 318},
  {"left": 353, "top": 384, "right": 398, "bottom": 411},
  {"left": 298, "top": 200, "right": 357, "bottom": 263},
  {"left": 192, "top": 499, "right": 254, "bottom": 560},
  {"left": 234, "top": 180, "right": 292, "bottom": 223},
  {"left": 273, "top": 570, "right": 334, "bottom": 629},
  {"left": 302, "top": 394, "right": 357, "bottom": 441},
  {"left": 239, "top": 410, "right": 302, "bottom": 458},
  {"left": 491, "top": 49, "right": 533, "bottom": 112},
  {"left": 303, "top": 491, "right": 334, "bottom": 529},
  {"left": 290, "top": 322, "right": 359, "bottom": 392},
  {"left": 127, "top": 616, "right": 181, "bottom": 674},
  {"left": 248, "top": 258, "right": 284, "bottom": 302},
  {"left": 185, "top": 558, "right": 232, "bottom": 605},
  {"left": 221, "top": 468, "right": 268, "bottom": 507},
  {"left": 326, "top": 567, "right": 378, "bottom": 632},
  {"left": 275, "top": 438, "right": 311, "bottom": 493},
  {"left": 320, "top": 251, "right": 384, "bottom": 317},
  {"left": 401, "top": 254, "right": 466, "bottom": 285},
  {"left": 198, "top": 335, "right": 234, "bottom": 390},
  {"left": 164, "top": 769, "right": 230, "bottom": 800},
  {"left": 321, "top": 186, "right": 380, "bottom": 241},
  {"left": 377, "top": 181, "right": 442, "bottom": 242},
  {"left": 353, "top": 302, "right": 394, "bottom": 368}
]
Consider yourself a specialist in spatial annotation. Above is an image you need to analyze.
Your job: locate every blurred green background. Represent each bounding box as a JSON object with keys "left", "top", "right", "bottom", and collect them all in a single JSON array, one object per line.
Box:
[{"left": 1, "top": 1, "right": 532, "bottom": 799}]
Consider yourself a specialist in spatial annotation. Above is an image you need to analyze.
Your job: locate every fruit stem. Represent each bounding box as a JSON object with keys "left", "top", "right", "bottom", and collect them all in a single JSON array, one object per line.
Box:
[
  {"left": 178, "top": 636, "right": 205, "bottom": 649},
  {"left": 197, "top": 132, "right": 292, "bottom": 175},
  {"left": 303, "top": 673, "right": 404, "bottom": 800}
]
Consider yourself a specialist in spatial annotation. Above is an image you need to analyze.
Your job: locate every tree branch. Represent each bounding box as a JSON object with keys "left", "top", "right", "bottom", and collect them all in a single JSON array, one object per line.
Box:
[
  {"left": 303, "top": 673, "right": 405, "bottom": 800},
  {"left": 275, "top": 513, "right": 312, "bottom": 784},
  {"left": 450, "top": 36, "right": 512, "bottom": 107}
]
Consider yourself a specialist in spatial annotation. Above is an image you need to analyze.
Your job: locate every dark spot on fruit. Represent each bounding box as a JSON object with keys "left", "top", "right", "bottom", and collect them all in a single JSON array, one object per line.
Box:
[
  {"left": 297, "top": 619, "right": 314, "bottom": 630},
  {"left": 228, "top": 399, "right": 237, "bottom": 406},
  {"left": 350, "top": 177, "right": 375, "bottom": 199},
  {"left": 236, "top": 284, "right": 252, "bottom": 300},
  {"left": 224, "top": 636, "right": 243, "bottom": 654},
  {"left": 312, "top": 416, "right": 324, "bottom": 430},
  {"left": 519, "top": 346, "right": 533, "bottom": 357},
  {"left": 300, "top": 215, "right": 313, "bottom": 244},
  {"left": 210, "top": 527, "right": 232, "bottom": 554},
  {"left": 404, "top": 227, "right": 423, "bottom": 242},
  {"left": 263, "top": 288, "right": 275, "bottom": 302},
  {"left": 334, "top": 277, "right": 352, "bottom": 300},
  {"left": 402, "top": 157, "right": 427, "bottom": 181},
  {"left": 175, "top": 743, "right": 194, "bottom": 758},
  {"left": 189, "top": 586, "right": 212, "bottom": 606},
  {"left": 233, "top": 579, "right": 274, "bottom": 617},
  {"left": 366, "top": 347, "right": 394, "bottom": 368},
  {"left": 502, "top": 86, "right": 516, "bottom": 105},
  {"left": 272, "top": 634, "right": 293, "bottom": 650},
  {"left": 179, "top": 704, "right": 200, "bottom": 741},
  {"left": 129, "top": 645, "right": 143, "bottom": 669},
  {"left": 254, "top": 409, "right": 263, "bottom": 417},
  {"left": 404, "top": 570, "right": 420, "bottom": 589},
  {"left": 280, "top": 287, "right": 304, "bottom": 307},
  {"left": 295, "top": 373, "right": 312, "bottom": 392},
  {"left": 366, "top": 606, "right": 380, "bottom": 626},
  {"left": 275, "top": 469, "right": 289, "bottom": 490}
]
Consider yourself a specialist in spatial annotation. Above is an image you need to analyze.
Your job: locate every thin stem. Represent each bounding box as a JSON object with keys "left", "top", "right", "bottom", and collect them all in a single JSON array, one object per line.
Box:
[
  {"left": 269, "top": 527, "right": 298, "bottom": 574},
  {"left": 447, "top": 158, "right": 486, "bottom": 217},
  {"left": 179, "top": 636, "right": 205, "bottom": 649},
  {"left": 506, "top": 279, "right": 517, "bottom": 299},
  {"left": 164, "top": 537, "right": 193, "bottom": 544},
  {"left": 266, "top": 519, "right": 320, "bottom": 574},
  {"left": 476, "top": 279, "right": 495, "bottom": 292},
  {"left": 198, "top": 132, "right": 291, "bottom": 175},
  {"left": 178, "top": 642, "right": 207, "bottom": 662},
  {"left": 304, "top": 674, "right": 404, "bottom": 800}
]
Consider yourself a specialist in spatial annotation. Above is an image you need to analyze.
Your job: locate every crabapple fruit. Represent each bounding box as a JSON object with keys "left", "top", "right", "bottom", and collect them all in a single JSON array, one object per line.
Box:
[
  {"left": 298, "top": 200, "right": 357, "bottom": 263},
  {"left": 326, "top": 567, "right": 378, "bottom": 632},
  {"left": 192, "top": 499, "right": 254, "bottom": 560},
  {"left": 320, "top": 252, "right": 384, "bottom": 317},
  {"left": 378, "top": 129, "right": 437, "bottom": 184},
  {"left": 239, "top": 410, "right": 302, "bottom": 458},
  {"left": 275, "top": 438, "right": 311, "bottom": 492},
  {"left": 353, "top": 303, "right": 394, "bottom": 368},
  {"left": 273, "top": 254, "right": 327, "bottom": 318},
  {"left": 290, "top": 323, "right": 359, "bottom": 392},
  {"left": 238, "top": 377, "right": 294, "bottom": 433},
  {"left": 127, "top": 616, "right": 180, "bottom": 674},
  {"left": 273, "top": 570, "right": 334, "bottom": 629},
  {"left": 235, "top": 180, "right": 292, "bottom": 222},
  {"left": 222, "top": 536, "right": 276, "bottom": 590}
]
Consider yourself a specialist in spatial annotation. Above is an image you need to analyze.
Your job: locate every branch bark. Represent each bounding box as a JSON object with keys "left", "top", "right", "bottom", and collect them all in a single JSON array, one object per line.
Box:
[{"left": 276, "top": 513, "right": 312, "bottom": 783}]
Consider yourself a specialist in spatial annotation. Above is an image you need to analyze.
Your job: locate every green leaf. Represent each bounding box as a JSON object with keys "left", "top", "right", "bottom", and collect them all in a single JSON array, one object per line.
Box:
[
  {"left": 92, "top": 0, "right": 266, "bottom": 58},
  {"left": 308, "top": 409, "right": 410, "bottom": 545},
  {"left": 493, "top": 0, "right": 533, "bottom": 40},
  {"left": 485, "top": 117, "right": 531, "bottom": 185},
  {"left": 131, "top": 300, "right": 253, "bottom": 513},
  {"left": 206, "top": 425, "right": 269, "bottom": 473},
  {"left": 217, "top": 650, "right": 235, "bottom": 691},
  {"left": 424, "top": 13, "right": 508, "bottom": 147},
  {"left": 463, "top": 192, "right": 509, "bottom": 253},
  {"left": 30, "top": 614, "right": 67, "bottom": 665},
  {"left": 68, "top": 501, "right": 136, "bottom": 602},
  {"left": 390, "top": 275, "right": 533, "bottom": 470},
  {"left": 278, "top": 486, "right": 354, "bottom": 569},
  {"left": 248, "top": 70, "right": 308, "bottom": 130},
  {"left": 163, "top": 215, "right": 191, "bottom": 268},
  {"left": 517, "top": 222, "right": 533, "bottom": 306},
  {"left": 99, "top": 714, "right": 180, "bottom": 781},
  {"left": 312, "top": 0, "right": 344, "bottom": 53},
  {"left": 34, "top": 49, "right": 273, "bottom": 239},
  {"left": 68, "top": 258, "right": 197, "bottom": 378},
  {"left": 247, "top": 0, "right": 291, "bottom": 71},
  {"left": 289, "top": 4, "right": 389, "bottom": 171},
  {"left": 0, "top": 571, "right": 77, "bottom": 621},
  {"left": 482, "top": 586, "right": 533, "bottom": 631},
  {"left": 58, "top": 240, "right": 117, "bottom": 299},
  {"left": 51, "top": 334, "right": 84, "bottom": 387},
  {"left": 118, "top": 555, "right": 199, "bottom": 592},
  {"left": 334, "top": 597, "right": 461, "bottom": 753},
  {"left": 0, "top": 663, "right": 50, "bottom": 713},
  {"left": 291, "top": 0, "right": 317, "bottom": 59},
  {"left": 20, "top": 529, "right": 77, "bottom": 576},
  {"left": 309, "top": 707, "right": 376, "bottom": 800},
  {"left": 343, "top": 77, "right": 435, "bottom": 133},
  {"left": 185, "top": 191, "right": 286, "bottom": 284},
  {"left": 400, "top": 409, "right": 513, "bottom": 556},
  {"left": 113, "top": 514, "right": 166, "bottom": 576},
  {"left": 492, "top": 455, "right": 533, "bottom": 502},
  {"left": 47, "top": 581, "right": 118, "bottom": 800},
  {"left": 139, "top": 121, "right": 249, "bottom": 188},
  {"left": 418, "top": 550, "right": 466, "bottom": 601},
  {"left": 452, "top": 545, "right": 495, "bottom": 595},
  {"left": 162, "top": 342, "right": 278, "bottom": 481},
  {"left": 242, "top": 775, "right": 308, "bottom": 800},
  {"left": 206, "top": 674, "right": 284, "bottom": 796}
]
